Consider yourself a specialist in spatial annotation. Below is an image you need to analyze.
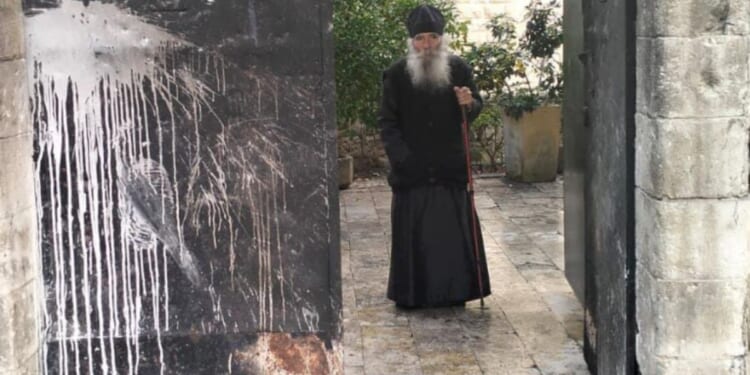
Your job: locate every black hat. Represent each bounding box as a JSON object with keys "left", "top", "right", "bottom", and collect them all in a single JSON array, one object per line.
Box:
[{"left": 406, "top": 5, "right": 445, "bottom": 37}]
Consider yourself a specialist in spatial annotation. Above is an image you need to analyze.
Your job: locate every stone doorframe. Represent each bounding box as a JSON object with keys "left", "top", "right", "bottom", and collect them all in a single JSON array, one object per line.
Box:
[
  {"left": 635, "top": 0, "right": 750, "bottom": 372},
  {"left": 0, "top": 0, "right": 42, "bottom": 373}
]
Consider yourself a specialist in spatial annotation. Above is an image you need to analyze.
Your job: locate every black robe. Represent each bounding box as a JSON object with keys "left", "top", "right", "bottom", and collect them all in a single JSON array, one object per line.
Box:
[{"left": 378, "top": 55, "right": 491, "bottom": 307}]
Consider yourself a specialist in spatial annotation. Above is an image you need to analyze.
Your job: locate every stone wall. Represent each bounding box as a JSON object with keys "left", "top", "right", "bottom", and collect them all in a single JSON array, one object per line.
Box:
[
  {"left": 635, "top": 0, "right": 750, "bottom": 373},
  {"left": 453, "top": 0, "right": 528, "bottom": 43},
  {"left": 0, "top": 0, "right": 41, "bottom": 374},
  {"left": 21, "top": 0, "right": 340, "bottom": 373}
]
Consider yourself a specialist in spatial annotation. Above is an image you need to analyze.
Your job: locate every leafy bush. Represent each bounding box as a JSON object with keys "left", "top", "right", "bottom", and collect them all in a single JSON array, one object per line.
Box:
[
  {"left": 462, "top": 15, "right": 518, "bottom": 100},
  {"left": 464, "top": 0, "right": 563, "bottom": 120},
  {"left": 504, "top": 0, "right": 563, "bottom": 119},
  {"left": 460, "top": 0, "right": 562, "bottom": 170},
  {"left": 471, "top": 104, "right": 504, "bottom": 170}
]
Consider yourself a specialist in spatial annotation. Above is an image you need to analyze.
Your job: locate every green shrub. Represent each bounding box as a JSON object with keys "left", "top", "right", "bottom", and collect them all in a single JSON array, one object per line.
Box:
[
  {"left": 470, "top": 104, "right": 504, "bottom": 171},
  {"left": 464, "top": 0, "right": 563, "bottom": 120}
]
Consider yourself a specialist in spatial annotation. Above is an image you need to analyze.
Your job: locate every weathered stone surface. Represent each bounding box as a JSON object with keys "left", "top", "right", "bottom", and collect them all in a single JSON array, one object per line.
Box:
[
  {"left": 503, "top": 106, "right": 562, "bottom": 183},
  {"left": 0, "top": 212, "right": 37, "bottom": 296},
  {"left": 0, "top": 136, "right": 35, "bottom": 221},
  {"left": 636, "top": 1, "right": 750, "bottom": 370},
  {"left": 636, "top": 36, "right": 748, "bottom": 118},
  {"left": 637, "top": 270, "right": 747, "bottom": 359},
  {"left": 340, "top": 178, "right": 588, "bottom": 373},
  {"left": 636, "top": 190, "right": 750, "bottom": 280},
  {"left": 532, "top": 340, "right": 589, "bottom": 375},
  {"left": 453, "top": 0, "right": 529, "bottom": 43},
  {"left": 0, "top": 135, "right": 37, "bottom": 375},
  {"left": 0, "top": 357, "right": 39, "bottom": 375},
  {"left": 419, "top": 351, "right": 483, "bottom": 374},
  {"left": 639, "top": 355, "right": 746, "bottom": 375},
  {"left": 638, "top": 0, "right": 750, "bottom": 37},
  {"left": 231, "top": 333, "right": 342, "bottom": 375},
  {"left": 0, "top": 5, "right": 24, "bottom": 60},
  {"left": 0, "top": 282, "right": 39, "bottom": 374},
  {"left": 342, "top": 365, "right": 364, "bottom": 375},
  {"left": 0, "top": 3, "right": 37, "bottom": 373},
  {"left": 636, "top": 114, "right": 750, "bottom": 198},
  {"left": 0, "top": 59, "right": 30, "bottom": 139}
]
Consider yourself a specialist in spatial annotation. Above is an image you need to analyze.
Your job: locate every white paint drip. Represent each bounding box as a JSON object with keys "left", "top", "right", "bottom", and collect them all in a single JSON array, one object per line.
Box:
[{"left": 29, "top": 1, "right": 296, "bottom": 373}]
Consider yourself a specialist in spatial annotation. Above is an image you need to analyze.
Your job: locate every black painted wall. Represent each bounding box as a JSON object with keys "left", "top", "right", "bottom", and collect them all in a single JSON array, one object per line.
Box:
[
  {"left": 584, "top": 0, "right": 636, "bottom": 373},
  {"left": 564, "top": 0, "right": 637, "bottom": 373},
  {"left": 24, "top": 0, "right": 340, "bottom": 373},
  {"left": 563, "top": 0, "right": 586, "bottom": 306}
]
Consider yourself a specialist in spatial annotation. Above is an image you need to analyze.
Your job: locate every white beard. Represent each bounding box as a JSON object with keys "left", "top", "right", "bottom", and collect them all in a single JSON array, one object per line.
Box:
[{"left": 406, "top": 35, "right": 452, "bottom": 90}]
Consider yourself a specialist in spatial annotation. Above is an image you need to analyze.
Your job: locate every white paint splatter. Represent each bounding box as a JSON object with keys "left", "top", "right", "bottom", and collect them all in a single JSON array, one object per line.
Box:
[{"left": 29, "top": 1, "right": 294, "bottom": 374}]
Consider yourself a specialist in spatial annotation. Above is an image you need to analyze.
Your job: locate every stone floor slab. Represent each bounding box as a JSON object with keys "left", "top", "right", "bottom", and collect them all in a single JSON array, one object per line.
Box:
[{"left": 341, "top": 176, "right": 589, "bottom": 374}]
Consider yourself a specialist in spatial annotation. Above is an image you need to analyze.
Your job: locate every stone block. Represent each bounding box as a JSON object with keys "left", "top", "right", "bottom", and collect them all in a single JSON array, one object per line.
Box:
[
  {"left": 638, "top": 0, "right": 750, "bottom": 37},
  {"left": 638, "top": 356, "right": 745, "bottom": 375},
  {"left": 531, "top": 340, "right": 589, "bottom": 375},
  {"left": 0, "top": 6, "right": 24, "bottom": 60},
  {"left": 232, "top": 333, "right": 342, "bottom": 374},
  {"left": 0, "top": 282, "right": 40, "bottom": 373},
  {"left": 0, "top": 136, "right": 35, "bottom": 221},
  {"left": 636, "top": 269, "right": 747, "bottom": 359},
  {"left": 636, "top": 114, "right": 750, "bottom": 198},
  {"left": 0, "top": 212, "right": 38, "bottom": 296},
  {"left": 503, "top": 105, "right": 561, "bottom": 183},
  {"left": 636, "top": 190, "right": 750, "bottom": 280},
  {"left": 0, "top": 357, "right": 40, "bottom": 375},
  {"left": 338, "top": 155, "right": 353, "bottom": 189},
  {"left": 0, "top": 59, "right": 30, "bottom": 138},
  {"left": 636, "top": 36, "right": 748, "bottom": 118}
]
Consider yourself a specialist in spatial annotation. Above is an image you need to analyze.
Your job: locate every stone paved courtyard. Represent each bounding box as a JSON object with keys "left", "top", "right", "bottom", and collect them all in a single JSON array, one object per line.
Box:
[{"left": 340, "top": 176, "right": 589, "bottom": 374}]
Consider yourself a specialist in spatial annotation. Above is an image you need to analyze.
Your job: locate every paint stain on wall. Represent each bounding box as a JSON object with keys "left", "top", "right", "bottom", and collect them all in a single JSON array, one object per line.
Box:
[
  {"left": 231, "top": 333, "right": 342, "bottom": 375},
  {"left": 26, "top": 1, "right": 337, "bottom": 373}
]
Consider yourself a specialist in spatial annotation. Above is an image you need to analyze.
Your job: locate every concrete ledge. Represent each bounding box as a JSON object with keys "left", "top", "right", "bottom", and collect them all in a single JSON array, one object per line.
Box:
[
  {"left": 637, "top": 269, "right": 747, "bottom": 359},
  {"left": 638, "top": 0, "right": 750, "bottom": 37},
  {"left": 636, "top": 36, "right": 748, "bottom": 118},
  {"left": 636, "top": 190, "right": 750, "bottom": 280},
  {"left": 635, "top": 114, "right": 750, "bottom": 198}
]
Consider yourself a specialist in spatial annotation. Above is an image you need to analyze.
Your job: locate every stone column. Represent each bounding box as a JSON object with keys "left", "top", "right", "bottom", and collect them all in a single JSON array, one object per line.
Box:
[
  {"left": 636, "top": 0, "right": 750, "bottom": 373},
  {"left": 0, "top": 0, "right": 41, "bottom": 374}
]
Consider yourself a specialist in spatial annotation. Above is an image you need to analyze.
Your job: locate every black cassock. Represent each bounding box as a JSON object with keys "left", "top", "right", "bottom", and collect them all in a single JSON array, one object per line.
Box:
[
  {"left": 378, "top": 55, "right": 491, "bottom": 307},
  {"left": 388, "top": 184, "right": 490, "bottom": 307}
]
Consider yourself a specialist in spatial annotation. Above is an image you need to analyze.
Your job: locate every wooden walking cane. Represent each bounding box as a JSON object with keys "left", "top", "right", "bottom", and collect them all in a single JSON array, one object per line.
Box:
[{"left": 460, "top": 105, "right": 485, "bottom": 308}]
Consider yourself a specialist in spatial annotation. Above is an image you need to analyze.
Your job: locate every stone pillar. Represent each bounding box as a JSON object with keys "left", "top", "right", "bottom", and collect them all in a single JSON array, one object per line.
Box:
[
  {"left": 0, "top": 0, "right": 41, "bottom": 374},
  {"left": 636, "top": 0, "right": 750, "bottom": 373}
]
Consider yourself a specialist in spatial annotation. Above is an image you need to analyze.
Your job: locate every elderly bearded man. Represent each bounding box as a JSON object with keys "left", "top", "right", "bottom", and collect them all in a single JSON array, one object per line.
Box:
[{"left": 378, "top": 4, "right": 491, "bottom": 308}]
